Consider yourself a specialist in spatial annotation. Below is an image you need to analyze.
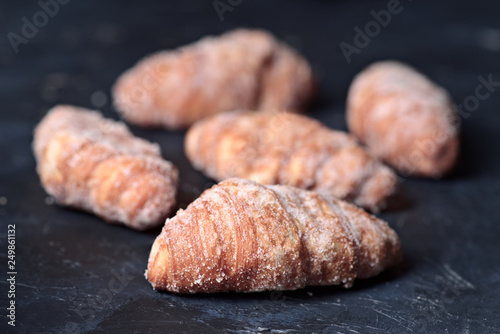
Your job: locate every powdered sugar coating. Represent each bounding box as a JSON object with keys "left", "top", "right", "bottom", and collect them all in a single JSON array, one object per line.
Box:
[
  {"left": 185, "top": 111, "right": 398, "bottom": 211},
  {"left": 347, "top": 61, "right": 460, "bottom": 178},
  {"left": 146, "top": 178, "right": 401, "bottom": 293},
  {"left": 33, "top": 105, "right": 179, "bottom": 230},
  {"left": 112, "top": 29, "right": 316, "bottom": 129}
]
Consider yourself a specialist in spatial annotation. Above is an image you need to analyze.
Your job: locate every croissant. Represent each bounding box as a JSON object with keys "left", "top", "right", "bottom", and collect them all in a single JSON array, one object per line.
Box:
[
  {"left": 113, "top": 29, "right": 316, "bottom": 129},
  {"left": 185, "top": 111, "right": 398, "bottom": 212},
  {"left": 347, "top": 61, "right": 460, "bottom": 178},
  {"left": 33, "top": 105, "right": 178, "bottom": 230},
  {"left": 146, "top": 178, "right": 401, "bottom": 293}
]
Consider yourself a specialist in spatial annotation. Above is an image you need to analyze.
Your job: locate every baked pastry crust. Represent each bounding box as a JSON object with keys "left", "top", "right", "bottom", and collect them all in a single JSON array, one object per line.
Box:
[
  {"left": 113, "top": 29, "right": 316, "bottom": 129},
  {"left": 185, "top": 111, "right": 398, "bottom": 211},
  {"left": 347, "top": 61, "right": 460, "bottom": 178},
  {"left": 146, "top": 178, "right": 402, "bottom": 293},
  {"left": 33, "top": 105, "right": 178, "bottom": 230}
]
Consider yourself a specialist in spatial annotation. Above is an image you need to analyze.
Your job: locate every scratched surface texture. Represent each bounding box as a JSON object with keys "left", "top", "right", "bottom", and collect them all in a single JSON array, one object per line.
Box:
[{"left": 1, "top": 0, "right": 500, "bottom": 333}]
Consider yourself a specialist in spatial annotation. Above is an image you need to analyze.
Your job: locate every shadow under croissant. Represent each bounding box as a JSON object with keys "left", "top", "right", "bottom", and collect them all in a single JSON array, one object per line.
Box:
[
  {"left": 382, "top": 185, "right": 414, "bottom": 213},
  {"left": 391, "top": 128, "right": 481, "bottom": 183},
  {"left": 443, "top": 129, "right": 480, "bottom": 181},
  {"left": 152, "top": 259, "right": 412, "bottom": 300}
]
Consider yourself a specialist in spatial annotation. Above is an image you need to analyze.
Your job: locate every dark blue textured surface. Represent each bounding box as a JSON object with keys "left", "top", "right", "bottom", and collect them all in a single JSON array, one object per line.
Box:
[{"left": 1, "top": 0, "right": 500, "bottom": 333}]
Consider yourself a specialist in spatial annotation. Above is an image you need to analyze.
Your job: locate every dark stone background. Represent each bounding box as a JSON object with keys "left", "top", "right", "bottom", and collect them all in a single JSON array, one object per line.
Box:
[{"left": 1, "top": 0, "right": 499, "bottom": 333}]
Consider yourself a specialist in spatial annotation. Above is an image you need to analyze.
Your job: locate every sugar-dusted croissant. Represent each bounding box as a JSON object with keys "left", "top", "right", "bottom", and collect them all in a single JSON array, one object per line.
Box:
[
  {"left": 147, "top": 178, "right": 402, "bottom": 293},
  {"left": 347, "top": 61, "right": 460, "bottom": 178},
  {"left": 33, "top": 105, "right": 178, "bottom": 230},
  {"left": 113, "top": 29, "right": 316, "bottom": 129},
  {"left": 185, "top": 111, "right": 398, "bottom": 212}
]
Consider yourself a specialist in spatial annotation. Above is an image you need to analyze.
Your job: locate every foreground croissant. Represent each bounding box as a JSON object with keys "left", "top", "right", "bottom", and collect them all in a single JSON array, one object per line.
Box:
[
  {"left": 185, "top": 111, "right": 398, "bottom": 211},
  {"left": 33, "top": 105, "right": 178, "bottom": 230},
  {"left": 347, "top": 61, "right": 460, "bottom": 178},
  {"left": 113, "top": 29, "right": 316, "bottom": 129},
  {"left": 147, "top": 178, "right": 402, "bottom": 293}
]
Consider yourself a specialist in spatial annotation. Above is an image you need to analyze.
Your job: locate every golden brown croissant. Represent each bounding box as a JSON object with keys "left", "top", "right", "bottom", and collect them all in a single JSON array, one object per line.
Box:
[
  {"left": 146, "top": 178, "right": 402, "bottom": 293},
  {"left": 347, "top": 61, "right": 460, "bottom": 178},
  {"left": 185, "top": 111, "right": 398, "bottom": 212},
  {"left": 112, "top": 29, "right": 316, "bottom": 129},
  {"left": 33, "top": 105, "right": 178, "bottom": 230}
]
